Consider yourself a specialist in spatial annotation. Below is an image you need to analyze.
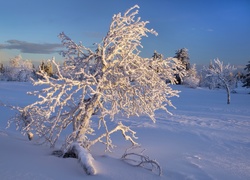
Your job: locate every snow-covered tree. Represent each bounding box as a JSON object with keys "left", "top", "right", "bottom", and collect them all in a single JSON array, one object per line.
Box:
[
  {"left": 174, "top": 48, "right": 190, "bottom": 70},
  {"left": 152, "top": 50, "right": 163, "bottom": 60},
  {"left": 242, "top": 61, "right": 250, "bottom": 88},
  {"left": 202, "top": 58, "right": 236, "bottom": 104},
  {"left": 182, "top": 64, "right": 200, "bottom": 88},
  {"left": 174, "top": 48, "right": 190, "bottom": 84},
  {"left": 4, "top": 55, "right": 36, "bottom": 81},
  {"left": 7, "top": 5, "right": 184, "bottom": 175},
  {"left": 151, "top": 50, "right": 184, "bottom": 84}
]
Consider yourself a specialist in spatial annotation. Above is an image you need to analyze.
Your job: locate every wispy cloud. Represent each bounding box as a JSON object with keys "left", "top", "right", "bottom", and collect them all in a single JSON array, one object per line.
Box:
[
  {"left": 191, "top": 27, "right": 214, "bottom": 32},
  {"left": 207, "top": 28, "right": 214, "bottom": 32},
  {"left": 0, "top": 40, "right": 62, "bottom": 54}
]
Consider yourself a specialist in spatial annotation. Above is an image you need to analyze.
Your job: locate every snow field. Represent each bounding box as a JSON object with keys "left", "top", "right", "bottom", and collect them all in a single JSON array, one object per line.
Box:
[{"left": 0, "top": 82, "right": 249, "bottom": 180}]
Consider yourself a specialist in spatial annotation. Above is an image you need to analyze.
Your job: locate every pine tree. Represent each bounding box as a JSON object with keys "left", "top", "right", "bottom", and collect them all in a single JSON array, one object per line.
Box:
[
  {"left": 152, "top": 50, "right": 163, "bottom": 60},
  {"left": 151, "top": 50, "right": 163, "bottom": 73},
  {"left": 174, "top": 48, "right": 190, "bottom": 71},
  {"left": 242, "top": 61, "right": 250, "bottom": 88},
  {"left": 174, "top": 48, "right": 190, "bottom": 84}
]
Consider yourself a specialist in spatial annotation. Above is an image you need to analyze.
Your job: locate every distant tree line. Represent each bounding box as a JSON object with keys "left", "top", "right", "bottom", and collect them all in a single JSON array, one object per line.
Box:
[
  {"left": 1, "top": 51, "right": 249, "bottom": 97},
  {"left": 150, "top": 47, "right": 250, "bottom": 103},
  {"left": 0, "top": 55, "right": 54, "bottom": 81}
]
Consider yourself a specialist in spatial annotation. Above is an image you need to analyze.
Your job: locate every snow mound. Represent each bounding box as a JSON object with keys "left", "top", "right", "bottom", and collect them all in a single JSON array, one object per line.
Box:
[{"left": 71, "top": 143, "right": 97, "bottom": 175}]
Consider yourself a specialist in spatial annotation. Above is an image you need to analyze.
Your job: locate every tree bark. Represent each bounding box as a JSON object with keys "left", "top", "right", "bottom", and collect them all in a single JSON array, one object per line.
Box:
[
  {"left": 219, "top": 77, "right": 230, "bottom": 104},
  {"left": 75, "top": 94, "right": 101, "bottom": 142},
  {"left": 226, "top": 84, "right": 230, "bottom": 104}
]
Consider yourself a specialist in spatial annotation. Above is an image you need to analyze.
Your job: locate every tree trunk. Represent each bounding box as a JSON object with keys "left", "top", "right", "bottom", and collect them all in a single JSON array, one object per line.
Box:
[
  {"left": 226, "top": 84, "right": 230, "bottom": 104},
  {"left": 220, "top": 77, "right": 230, "bottom": 104},
  {"left": 75, "top": 94, "right": 101, "bottom": 143}
]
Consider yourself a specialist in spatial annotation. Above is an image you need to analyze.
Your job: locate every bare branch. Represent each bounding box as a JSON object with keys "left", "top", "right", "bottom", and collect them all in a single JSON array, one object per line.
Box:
[{"left": 121, "top": 146, "right": 162, "bottom": 176}]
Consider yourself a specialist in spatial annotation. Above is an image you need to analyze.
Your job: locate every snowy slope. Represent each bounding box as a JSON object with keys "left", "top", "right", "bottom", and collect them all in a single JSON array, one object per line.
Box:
[{"left": 0, "top": 82, "right": 249, "bottom": 180}]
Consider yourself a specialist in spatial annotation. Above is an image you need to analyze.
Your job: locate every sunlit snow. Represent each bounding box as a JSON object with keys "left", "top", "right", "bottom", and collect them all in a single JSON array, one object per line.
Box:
[{"left": 0, "top": 82, "right": 249, "bottom": 180}]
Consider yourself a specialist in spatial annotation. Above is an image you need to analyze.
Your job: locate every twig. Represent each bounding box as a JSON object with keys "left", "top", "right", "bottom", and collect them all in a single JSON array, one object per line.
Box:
[{"left": 121, "top": 146, "right": 162, "bottom": 176}]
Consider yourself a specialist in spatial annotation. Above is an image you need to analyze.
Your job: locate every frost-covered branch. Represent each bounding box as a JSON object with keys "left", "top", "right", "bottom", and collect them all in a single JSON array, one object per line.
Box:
[
  {"left": 88, "top": 121, "right": 138, "bottom": 151},
  {"left": 121, "top": 146, "right": 162, "bottom": 176}
]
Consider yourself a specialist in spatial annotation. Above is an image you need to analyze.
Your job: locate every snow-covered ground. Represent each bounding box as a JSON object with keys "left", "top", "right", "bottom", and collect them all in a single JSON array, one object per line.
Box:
[{"left": 0, "top": 82, "right": 249, "bottom": 180}]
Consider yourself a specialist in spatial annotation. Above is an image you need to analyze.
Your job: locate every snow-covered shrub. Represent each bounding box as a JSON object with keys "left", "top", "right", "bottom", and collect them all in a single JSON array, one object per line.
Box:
[
  {"left": 39, "top": 61, "right": 53, "bottom": 77},
  {"left": 182, "top": 64, "right": 200, "bottom": 88},
  {"left": 7, "top": 5, "right": 184, "bottom": 175}
]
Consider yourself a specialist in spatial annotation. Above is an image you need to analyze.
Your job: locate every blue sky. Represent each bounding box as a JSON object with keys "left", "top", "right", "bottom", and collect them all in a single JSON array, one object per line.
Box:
[{"left": 0, "top": 0, "right": 249, "bottom": 67}]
